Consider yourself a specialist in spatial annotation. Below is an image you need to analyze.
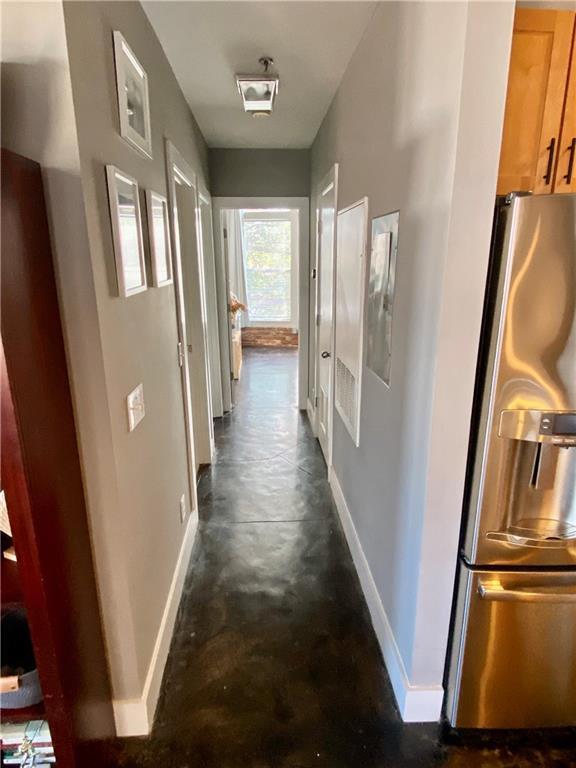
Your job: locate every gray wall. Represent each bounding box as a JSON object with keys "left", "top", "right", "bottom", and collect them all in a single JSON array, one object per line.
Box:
[
  {"left": 13, "top": 0, "right": 207, "bottom": 710},
  {"left": 1, "top": 0, "right": 114, "bottom": 737},
  {"left": 210, "top": 148, "right": 310, "bottom": 197},
  {"left": 310, "top": 0, "right": 513, "bottom": 705}
]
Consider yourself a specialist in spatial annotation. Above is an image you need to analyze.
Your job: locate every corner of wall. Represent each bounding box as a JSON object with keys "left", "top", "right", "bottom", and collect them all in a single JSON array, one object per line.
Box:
[
  {"left": 112, "top": 513, "right": 198, "bottom": 736},
  {"left": 410, "top": 0, "right": 515, "bottom": 687},
  {"left": 328, "top": 467, "right": 443, "bottom": 722}
]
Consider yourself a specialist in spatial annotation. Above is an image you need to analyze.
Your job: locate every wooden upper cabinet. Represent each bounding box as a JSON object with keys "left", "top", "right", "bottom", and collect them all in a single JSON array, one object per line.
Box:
[
  {"left": 497, "top": 8, "right": 575, "bottom": 196},
  {"left": 554, "top": 44, "right": 576, "bottom": 194}
]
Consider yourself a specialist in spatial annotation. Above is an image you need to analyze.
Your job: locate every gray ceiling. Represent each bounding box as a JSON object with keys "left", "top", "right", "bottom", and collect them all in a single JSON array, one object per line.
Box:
[{"left": 143, "top": 1, "right": 376, "bottom": 149}]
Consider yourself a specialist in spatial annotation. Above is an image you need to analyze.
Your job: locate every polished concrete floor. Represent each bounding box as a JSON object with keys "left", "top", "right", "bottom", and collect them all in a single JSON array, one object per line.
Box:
[{"left": 85, "top": 349, "right": 576, "bottom": 767}]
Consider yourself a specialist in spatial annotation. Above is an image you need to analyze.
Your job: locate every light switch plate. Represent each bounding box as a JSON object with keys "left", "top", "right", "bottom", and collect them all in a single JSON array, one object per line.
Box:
[
  {"left": 179, "top": 494, "right": 186, "bottom": 523},
  {"left": 126, "top": 383, "right": 145, "bottom": 432}
]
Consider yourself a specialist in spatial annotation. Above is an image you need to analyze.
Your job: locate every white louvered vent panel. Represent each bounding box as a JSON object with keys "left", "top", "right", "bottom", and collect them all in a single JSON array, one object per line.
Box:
[
  {"left": 335, "top": 357, "right": 357, "bottom": 434},
  {"left": 319, "top": 387, "right": 328, "bottom": 431},
  {"left": 335, "top": 198, "right": 367, "bottom": 446}
]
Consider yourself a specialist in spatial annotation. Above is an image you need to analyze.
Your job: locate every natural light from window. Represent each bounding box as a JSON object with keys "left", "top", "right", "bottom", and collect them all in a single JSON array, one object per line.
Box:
[{"left": 241, "top": 211, "right": 294, "bottom": 324}]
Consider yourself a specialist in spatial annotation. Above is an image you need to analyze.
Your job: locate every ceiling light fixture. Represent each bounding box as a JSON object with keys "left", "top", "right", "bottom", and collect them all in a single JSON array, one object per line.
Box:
[{"left": 236, "top": 56, "right": 279, "bottom": 116}]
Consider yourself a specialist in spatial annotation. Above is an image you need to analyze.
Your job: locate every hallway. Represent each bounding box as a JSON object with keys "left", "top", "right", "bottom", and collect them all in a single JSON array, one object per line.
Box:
[
  {"left": 83, "top": 349, "right": 576, "bottom": 768},
  {"left": 3, "top": 1, "right": 576, "bottom": 763},
  {"left": 157, "top": 348, "right": 398, "bottom": 763}
]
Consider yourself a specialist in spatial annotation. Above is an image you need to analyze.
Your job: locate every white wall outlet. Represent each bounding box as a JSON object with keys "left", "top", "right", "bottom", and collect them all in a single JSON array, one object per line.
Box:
[
  {"left": 126, "top": 383, "right": 145, "bottom": 432},
  {"left": 179, "top": 494, "right": 187, "bottom": 523}
]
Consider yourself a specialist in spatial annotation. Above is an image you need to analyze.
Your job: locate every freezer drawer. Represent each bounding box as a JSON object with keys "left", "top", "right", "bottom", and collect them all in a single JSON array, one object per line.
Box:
[{"left": 447, "top": 566, "right": 576, "bottom": 728}]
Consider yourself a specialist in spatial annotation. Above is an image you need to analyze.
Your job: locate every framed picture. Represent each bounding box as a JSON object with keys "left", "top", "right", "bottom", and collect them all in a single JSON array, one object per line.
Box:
[
  {"left": 106, "top": 165, "right": 147, "bottom": 297},
  {"left": 366, "top": 211, "right": 399, "bottom": 387},
  {"left": 113, "top": 31, "right": 152, "bottom": 158},
  {"left": 146, "top": 191, "right": 173, "bottom": 287}
]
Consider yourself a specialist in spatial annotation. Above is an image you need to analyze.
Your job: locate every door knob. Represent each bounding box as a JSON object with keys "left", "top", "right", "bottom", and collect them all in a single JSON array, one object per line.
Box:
[{"left": 321, "top": 351, "right": 331, "bottom": 359}]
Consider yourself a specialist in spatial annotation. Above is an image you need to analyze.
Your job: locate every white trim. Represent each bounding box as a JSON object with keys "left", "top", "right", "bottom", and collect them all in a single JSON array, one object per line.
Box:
[
  {"left": 112, "top": 698, "right": 148, "bottom": 738},
  {"left": 212, "top": 207, "right": 233, "bottom": 412},
  {"left": 105, "top": 165, "right": 147, "bottom": 297},
  {"left": 166, "top": 140, "right": 215, "bottom": 466},
  {"left": 334, "top": 196, "right": 368, "bottom": 447},
  {"left": 146, "top": 190, "right": 173, "bottom": 288},
  {"left": 113, "top": 31, "right": 152, "bottom": 159},
  {"left": 240, "top": 208, "right": 299, "bottom": 330},
  {"left": 213, "top": 196, "right": 310, "bottom": 410},
  {"left": 113, "top": 512, "right": 198, "bottom": 736},
  {"left": 328, "top": 467, "right": 443, "bottom": 723},
  {"left": 165, "top": 140, "right": 199, "bottom": 508},
  {"left": 306, "top": 398, "right": 317, "bottom": 436},
  {"left": 198, "top": 183, "right": 224, "bottom": 418},
  {"left": 313, "top": 164, "right": 339, "bottom": 466}
]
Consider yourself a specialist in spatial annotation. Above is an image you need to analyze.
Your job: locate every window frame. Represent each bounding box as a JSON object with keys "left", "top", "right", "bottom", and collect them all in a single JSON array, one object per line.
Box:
[{"left": 240, "top": 208, "right": 299, "bottom": 329}]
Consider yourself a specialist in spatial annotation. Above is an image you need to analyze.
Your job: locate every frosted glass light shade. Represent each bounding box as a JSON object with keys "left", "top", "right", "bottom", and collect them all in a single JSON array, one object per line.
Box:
[{"left": 236, "top": 75, "right": 279, "bottom": 114}]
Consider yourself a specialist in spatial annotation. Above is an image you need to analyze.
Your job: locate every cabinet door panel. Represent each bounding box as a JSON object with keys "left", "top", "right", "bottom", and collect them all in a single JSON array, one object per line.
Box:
[
  {"left": 497, "top": 9, "right": 574, "bottom": 195},
  {"left": 554, "top": 47, "right": 576, "bottom": 194}
]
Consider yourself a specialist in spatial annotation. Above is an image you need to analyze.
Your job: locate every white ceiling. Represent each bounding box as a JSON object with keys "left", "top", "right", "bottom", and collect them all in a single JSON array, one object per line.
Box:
[{"left": 142, "top": 1, "right": 376, "bottom": 149}]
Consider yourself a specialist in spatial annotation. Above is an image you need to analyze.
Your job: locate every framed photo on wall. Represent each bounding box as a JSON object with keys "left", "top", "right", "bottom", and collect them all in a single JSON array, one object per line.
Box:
[
  {"left": 366, "top": 211, "right": 399, "bottom": 387},
  {"left": 113, "top": 31, "right": 152, "bottom": 158},
  {"left": 106, "top": 165, "right": 147, "bottom": 297},
  {"left": 146, "top": 191, "right": 173, "bottom": 287}
]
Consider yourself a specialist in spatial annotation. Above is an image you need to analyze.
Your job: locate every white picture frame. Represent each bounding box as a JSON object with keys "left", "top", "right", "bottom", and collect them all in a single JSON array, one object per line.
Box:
[
  {"left": 146, "top": 190, "right": 173, "bottom": 287},
  {"left": 113, "top": 30, "right": 152, "bottom": 159},
  {"left": 106, "top": 165, "right": 147, "bottom": 297},
  {"left": 366, "top": 211, "right": 399, "bottom": 387}
]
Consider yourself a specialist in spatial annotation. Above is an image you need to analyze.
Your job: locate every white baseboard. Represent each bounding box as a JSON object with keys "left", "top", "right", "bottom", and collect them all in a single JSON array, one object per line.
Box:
[
  {"left": 113, "top": 512, "right": 198, "bottom": 736},
  {"left": 328, "top": 467, "right": 443, "bottom": 723},
  {"left": 306, "top": 398, "right": 317, "bottom": 436}
]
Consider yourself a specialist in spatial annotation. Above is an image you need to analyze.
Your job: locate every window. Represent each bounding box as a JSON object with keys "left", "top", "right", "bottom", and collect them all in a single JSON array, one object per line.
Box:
[{"left": 241, "top": 210, "right": 298, "bottom": 326}]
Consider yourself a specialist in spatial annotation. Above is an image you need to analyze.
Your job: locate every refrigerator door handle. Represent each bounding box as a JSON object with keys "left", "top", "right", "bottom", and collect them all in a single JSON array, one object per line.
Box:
[{"left": 478, "top": 580, "right": 576, "bottom": 604}]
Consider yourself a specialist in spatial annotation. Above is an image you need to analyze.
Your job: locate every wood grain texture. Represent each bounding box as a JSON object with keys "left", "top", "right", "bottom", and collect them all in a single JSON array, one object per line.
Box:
[
  {"left": 497, "top": 8, "right": 575, "bottom": 195},
  {"left": 1, "top": 149, "right": 115, "bottom": 762},
  {"left": 554, "top": 28, "right": 576, "bottom": 194}
]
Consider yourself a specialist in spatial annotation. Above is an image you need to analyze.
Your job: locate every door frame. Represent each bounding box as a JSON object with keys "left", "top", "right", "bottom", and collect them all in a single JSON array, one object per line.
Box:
[
  {"left": 169, "top": 142, "right": 214, "bottom": 464},
  {"left": 165, "top": 139, "right": 214, "bottom": 513},
  {"left": 311, "top": 164, "right": 339, "bottom": 466},
  {"left": 240, "top": 208, "right": 299, "bottom": 330},
  {"left": 165, "top": 139, "right": 197, "bottom": 510},
  {"left": 1, "top": 149, "right": 115, "bottom": 764},
  {"left": 198, "top": 183, "right": 224, "bottom": 418},
  {"left": 212, "top": 196, "right": 310, "bottom": 410}
]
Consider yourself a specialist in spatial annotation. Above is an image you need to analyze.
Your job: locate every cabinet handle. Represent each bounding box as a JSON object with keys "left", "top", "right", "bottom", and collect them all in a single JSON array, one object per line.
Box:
[
  {"left": 543, "top": 138, "right": 556, "bottom": 185},
  {"left": 563, "top": 138, "right": 576, "bottom": 185},
  {"left": 478, "top": 581, "right": 576, "bottom": 604}
]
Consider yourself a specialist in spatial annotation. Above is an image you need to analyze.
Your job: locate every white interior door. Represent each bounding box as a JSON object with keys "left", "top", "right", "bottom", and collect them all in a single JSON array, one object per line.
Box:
[
  {"left": 212, "top": 208, "right": 233, "bottom": 413},
  {"left": 198, "top": 188, "right": 224, "bottom": 418},
  {"left": 176, "top": 177, "right": 214, "bottom": 465},
  {"left": 221, "top": 220, "right": 235, "bottom": 386},
  {"left": 165, "top": 142, "right": 198, "bottom": 515},
  {"left": 316, "top": 166, "right": 338, "bottom": 463},
  {"left": 167, "top": 141, "right": 214, "bottom": 471}
]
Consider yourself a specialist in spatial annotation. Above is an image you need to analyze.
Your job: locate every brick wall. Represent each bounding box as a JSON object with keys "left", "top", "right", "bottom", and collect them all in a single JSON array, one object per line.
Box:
[{"left": 241, "top": 327, "right": 298, "bottom": 348}]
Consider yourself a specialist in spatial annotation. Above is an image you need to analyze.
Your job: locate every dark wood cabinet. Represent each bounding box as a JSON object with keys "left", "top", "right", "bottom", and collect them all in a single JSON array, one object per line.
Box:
[{"left": 1, "top": 149, "right": 115, "bottom": 765}]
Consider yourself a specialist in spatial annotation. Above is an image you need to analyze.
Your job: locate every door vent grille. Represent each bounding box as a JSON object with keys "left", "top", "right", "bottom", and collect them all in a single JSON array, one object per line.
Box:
[
  {"left": 320, "top": 387, "right": 328, "bottom": 430},
  {"left": 335, "top": 357, "right": 356, "bottom": 434}
]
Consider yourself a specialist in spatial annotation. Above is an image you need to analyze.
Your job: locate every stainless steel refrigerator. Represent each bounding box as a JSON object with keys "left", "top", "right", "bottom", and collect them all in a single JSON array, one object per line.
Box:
[{"left": 446, "top": 193, "right": 576, "bottom": 729}]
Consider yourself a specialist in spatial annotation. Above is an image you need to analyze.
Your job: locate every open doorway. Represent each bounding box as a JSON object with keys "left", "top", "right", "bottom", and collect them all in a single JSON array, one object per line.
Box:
[{"left": 212, "top": 197, "right": 309, "bottom": 410}]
